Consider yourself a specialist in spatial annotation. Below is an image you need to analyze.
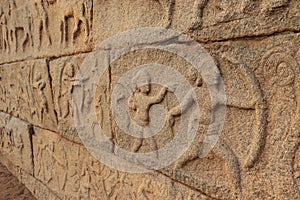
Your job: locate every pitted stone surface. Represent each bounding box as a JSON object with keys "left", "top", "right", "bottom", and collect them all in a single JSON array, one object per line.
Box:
[{"left": 0, "top": 0, "right": 299, "bottom": 199}]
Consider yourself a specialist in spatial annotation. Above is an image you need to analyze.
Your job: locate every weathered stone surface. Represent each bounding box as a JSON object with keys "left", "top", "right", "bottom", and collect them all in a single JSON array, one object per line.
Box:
[
  {"left": 49, "top": 54, "right": 86, "bottom": 143},
  {"left": 0, "top": 1, "right": 299, "bottom": 199},
  {"left": 0, "top": 112, "right": 33, "bottom": 175},
  {"left": 104, "top": 43, "right": 265, "bottom": 199},
  {"left": 94, "top": 0, "right": 300, "bottom": 44},
  {"left": 32, "top": 126, "right": 210, "bottom": 199},
  {"left": 0, "top": 163, "right": 36, "bottom": 200},
  {"left": 0, "top": 156, "right": 60, "bottom": 200},
  {"left": 89, "top": 32, "right": 299, "bottom": 199},
  {"left": 0, "top": 0, "right": 93, "bottom": 64},
  {"left": 190, "top": 0, "right": 300, "bottom": 42},
  {"left": 0, "top": 59, "right": 57, "bottom": 131},
  {"left": 161, "top": 32, "right": 300, "bottom": 199}
]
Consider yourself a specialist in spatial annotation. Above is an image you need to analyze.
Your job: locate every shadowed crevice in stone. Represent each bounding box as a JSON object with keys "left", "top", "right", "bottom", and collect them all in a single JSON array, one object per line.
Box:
[{"left": 0, "top": 163, "right": 36, "bottom": 200}]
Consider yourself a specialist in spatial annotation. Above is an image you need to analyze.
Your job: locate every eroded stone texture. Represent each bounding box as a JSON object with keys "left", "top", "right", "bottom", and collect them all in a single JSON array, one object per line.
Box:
[
  {"left": 105, "top": 44, "right": 266, "bottom": 200},
  {"left": 0, "top": 0, "right": 93, "bottom": 64},
  {"left": 0, "top": 163, "right": 36, "bottom": 200},
  {"left": 90, "top": 32, "right": 298, "bottom": 199},
  {"left": 0, "top": 155, "right": 60, "bottom": 200},
  {"left": 94, "top": 0, "right": 300, "bottom": 44},
  {"left": 32, "top": 126, "right": 210, "bottom": 199},
  {"left": 0, "top": 59, "right": 57, "bottom": 131},
  {"left": 49, "top": 54, "right": 86, "bottom": 143},
  {"left": 49, "top": 53, "right": 111, "bottom": 144},
  {"left": 198, "top": 32, "right": 300, "bottom": 199},
  {"left": 0, "top": 112, "right": 33, "bottom": 175},
  {"left": 0, "top": 0, "right": 299, "bottom": 199}
]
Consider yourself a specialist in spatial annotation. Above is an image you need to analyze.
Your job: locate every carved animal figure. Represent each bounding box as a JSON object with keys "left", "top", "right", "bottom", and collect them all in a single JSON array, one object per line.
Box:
[
  {"left": 7, "top": 1, "right": 33, "bottom": 52},
  {"left": 53, "top": 0, "right": 91, "bottom": 46},
  {"left": 33, "top": 0, "right": 52, "bottom": 49}
]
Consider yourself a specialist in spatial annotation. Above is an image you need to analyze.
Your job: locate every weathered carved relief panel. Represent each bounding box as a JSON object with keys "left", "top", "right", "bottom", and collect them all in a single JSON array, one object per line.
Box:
[
  {"left": 0, "top": 0, "right": 93, "bottom": 64},
  {"left": 0, "top": 112, "right": 33, "bottom": 175},
  {"left": 0, "top": 59, "right": 57, "bottom": 131},
  {"left": 0, "top": 1, "right": 299, "bottom": 199},
  {"left": 200, "top": 33, "right": 300, "bottom": 199},
  {"left": 98, "top": 45, "right": 265, "bottom": 199},
  {"left": 99, "top": 33, "right": 299, "bottom": 199},
  {"left": 32, "top": 127, "right": 211, "bottom": 199},
  {"left": 94, "top": 0, "right": 299, "bottom": 44},
  {"left": 50, "top": 53, "right": 111, "bottom": 143},
  {"left": 50, "top": 54, "right": 85, "bottom": 143}
]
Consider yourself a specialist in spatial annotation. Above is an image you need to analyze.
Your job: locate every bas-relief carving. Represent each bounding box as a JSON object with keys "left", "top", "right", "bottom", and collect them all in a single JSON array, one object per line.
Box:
[
  {"left": 55, "top": 0, "right": 92, "bottom": 46},
  {"left": 128, "top": 70, "right": 167, "bottom": 152},
  {"left": 256, "top": 46, "right": 300, "bottom": 197},
  {"left": 161, "top": 0, "right": 291, "bottom": 31},
  {"left": 0, "top": 112, "right": 33, "bottom": 175},
  {"left": 162, "top": 58, "right": 266, "bottom": 198},
  {"left": 103, "top": 49, "right": 266, "bottom": 199},
  {"left": 0, "top": 60, "right": 57, "bottom": 131},
  {"left": 50, "top": 54, "right": 94, "bottom": 143},
  {"left": 32, "top": 127, "right": 210, "bottom": 199},
  {"left": 0, "top": 0, "right": 92, "bottom": 64}
]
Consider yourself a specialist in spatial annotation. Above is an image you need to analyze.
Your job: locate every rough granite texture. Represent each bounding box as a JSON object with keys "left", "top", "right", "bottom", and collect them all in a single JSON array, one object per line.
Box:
[{"left": 0, "top": 0, "right": 299, "bottom": 199}]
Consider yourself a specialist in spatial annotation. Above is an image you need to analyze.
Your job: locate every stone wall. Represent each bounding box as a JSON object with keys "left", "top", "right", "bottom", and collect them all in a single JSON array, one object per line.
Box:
[{"left": 0, "top": 0, "right": 299, "bottom": 199}]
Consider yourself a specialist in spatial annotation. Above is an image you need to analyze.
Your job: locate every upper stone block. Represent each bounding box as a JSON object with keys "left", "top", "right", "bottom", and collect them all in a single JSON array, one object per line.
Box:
[{"left": 0, "top": 0, "right": 93, "bottom": 64}]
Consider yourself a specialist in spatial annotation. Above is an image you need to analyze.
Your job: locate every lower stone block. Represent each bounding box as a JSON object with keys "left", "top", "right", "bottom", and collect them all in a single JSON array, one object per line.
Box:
[{"left": 0, "top": 112, "right": 33, "bottom": 175}]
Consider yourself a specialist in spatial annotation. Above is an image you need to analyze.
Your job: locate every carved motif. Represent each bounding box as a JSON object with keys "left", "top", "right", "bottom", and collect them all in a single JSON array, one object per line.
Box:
[
  {"left": 51, "top": 0, "right": 92, "bottom": 46},
  {"left": 164, "top": 57, "right": 267, "bottom": 197},
  {"left": 0, "top": 0, "right": 92, "bottom": 64},
  {"left": 32, "top": 0, "right": 52, "bottom": 49},
  {"left": 0, "top": 112, "right": 34, "bottom": 175},
  {"left": 33, "top": 128, "right": 208, "bottom": 199},
  {"left": 7, "top": 0, "right": 33, "bottom": 52},
  {"left": 0, "top": 60, "right": 57, "bottom": 130},
  {"left": 128, "top": 70, "right": 167, "bottom": 152},
  {"left": 259, "top": 46, "right": 300, "bottom": 197},
  {"left": 0, "top": 6, "right": 10, "bottom": 53}
]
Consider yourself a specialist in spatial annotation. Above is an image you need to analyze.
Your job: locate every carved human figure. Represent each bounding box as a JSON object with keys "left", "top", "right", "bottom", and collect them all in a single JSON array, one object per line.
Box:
[
  {"left": 33, "top": 0, "right": 52, "bottom": 49},
  {"left": 0, "top": 7, "right": 10, "bottom": 53},
  {"left": 67, "top": 148, "right": 80, "bottom": 195},
  {"left": 78, "top": 156, "right": 95, "bottom": 199},
  {"left": 0, "top": 73, "right": 6, "bottom": 106},
  {"left": 35, "top": 137, "right": 49, "bottom": 182},
  {"left": 58, "top": 61, "right": 76, "bottom": 119},
  {"left": 49, "top": 140, "right": 67, "bottom": 192},
  {"left": 33, "top": 72, "right": 48, "bottom": 123},
  {"left": 12, "top": 132, "right": 23, "bottom": 155},
  {"left": 2, "top": 128, "right": 13, "bottom": 153},
  {"left": 128, "top": 70, "right": 167, "bottom": 152},
  {"left": 128, "top": 71, "right": 167, "bottom": 127},
  {"left": 167, "top": 68, "right": 203, "bottom": 128},
  {"left": 170, "top": 66, "right": 253, "bottom": 195}
]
